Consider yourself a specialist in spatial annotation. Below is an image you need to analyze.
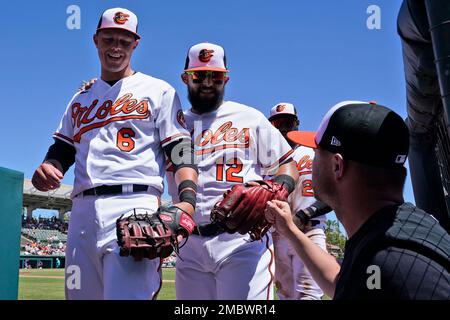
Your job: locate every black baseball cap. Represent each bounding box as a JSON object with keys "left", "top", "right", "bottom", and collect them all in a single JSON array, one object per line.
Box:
[{"left": 287, "top": 101, "right": 409, "bottom": 168}]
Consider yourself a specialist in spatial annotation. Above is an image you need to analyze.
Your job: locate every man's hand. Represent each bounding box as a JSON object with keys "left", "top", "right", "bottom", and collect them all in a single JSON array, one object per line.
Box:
[
  {"left": 265, "top": 199, "right": 298, "bottom": 237},
  {"left": 266, "top": 201, "right": 340, "bottom": 299},
  {"left": 31, "top": 160, "right": 64, "bottom": 192}
]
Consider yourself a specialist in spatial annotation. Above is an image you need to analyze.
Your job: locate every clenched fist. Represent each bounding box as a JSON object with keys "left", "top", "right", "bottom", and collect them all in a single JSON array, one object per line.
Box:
[{"left": 31, "top": 160, "right": 64, "bottom": 192}]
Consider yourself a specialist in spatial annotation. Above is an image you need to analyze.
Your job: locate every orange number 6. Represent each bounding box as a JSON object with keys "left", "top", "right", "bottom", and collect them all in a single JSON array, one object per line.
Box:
[{"left": 117, "top": 128, "right": 135, "bottom": 152}]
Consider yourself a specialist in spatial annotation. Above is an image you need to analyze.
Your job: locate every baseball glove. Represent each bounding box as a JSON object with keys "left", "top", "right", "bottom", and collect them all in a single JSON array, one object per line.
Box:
[
  {"left": 116, "top": 205, "right": 196, "bottom": 261},
  {"left": 210, "top": 180, "right": 289, "bottom": 240}
]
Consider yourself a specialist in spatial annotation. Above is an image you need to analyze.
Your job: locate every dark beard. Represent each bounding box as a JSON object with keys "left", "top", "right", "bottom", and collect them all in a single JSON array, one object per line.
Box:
[{"left": 188, "top": 87, "right": 224, "bottom": 114}]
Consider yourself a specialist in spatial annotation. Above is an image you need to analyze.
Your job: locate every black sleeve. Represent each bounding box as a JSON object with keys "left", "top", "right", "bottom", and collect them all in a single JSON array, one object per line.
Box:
[
  {"left": 370, "top": 247, "right": 450, "bottom": 300},
  {"left": 162, "top": 138, "right": 198, "bottom": 173},
  {"left": 44, "top": 139, "right": 76, "bottom": 174}
]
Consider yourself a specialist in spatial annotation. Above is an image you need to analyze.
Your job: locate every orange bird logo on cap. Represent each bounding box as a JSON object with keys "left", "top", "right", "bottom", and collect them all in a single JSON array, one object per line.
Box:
[
  {"left": 199, "top": 49, "right": 214, "bottom": 63},
  {"left": 276, "top": 104, "right": 286, "bottom": 112},
  {"left": 114, "top": 12, "right": 130, "bottom": 25}
]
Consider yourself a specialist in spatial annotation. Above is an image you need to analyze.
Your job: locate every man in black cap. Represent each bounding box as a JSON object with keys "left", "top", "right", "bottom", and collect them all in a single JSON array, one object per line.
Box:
[{"left": 265, "top": 101, "right": 450, "bottom": 299}]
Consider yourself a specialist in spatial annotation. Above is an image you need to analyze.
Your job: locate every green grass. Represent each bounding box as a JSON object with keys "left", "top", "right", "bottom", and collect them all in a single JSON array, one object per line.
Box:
[
  {"left": 19, "top": 268, "right": 329, "bottom": 300},
  {"left": 19, "top": 268, "right": 177, "bottom": 300},
  {"left": 19, "top": 277, "right": 66, "bottom": 300},
  {"left": 161, "top": 267, "right": 175, "bottom": 281}
]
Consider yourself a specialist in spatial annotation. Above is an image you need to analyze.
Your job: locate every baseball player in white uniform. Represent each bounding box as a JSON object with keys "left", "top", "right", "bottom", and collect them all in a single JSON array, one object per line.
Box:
[
  {"left": 165, "top": 42, "right": 299, "bottom": 300},
  {"left": 268, "top": 103, "right": 328, "bottom": 300},
  {"left": 31, "top": 8, "right": 198, "bottom": 300}
]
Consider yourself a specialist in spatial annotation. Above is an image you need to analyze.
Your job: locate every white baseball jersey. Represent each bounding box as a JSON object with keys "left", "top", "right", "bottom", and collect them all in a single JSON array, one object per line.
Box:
[
  {"left": 266, "top": 145, "right": 326, "bottom": 224},
  {"left": 167, "top": 100, "right": 294, "bottom": 224},
  {"left": 289, "top": 146, "right": 326, "bottom": 224},
  {"left": 54, "top": 72, "right": 190, "bottom": 198}
]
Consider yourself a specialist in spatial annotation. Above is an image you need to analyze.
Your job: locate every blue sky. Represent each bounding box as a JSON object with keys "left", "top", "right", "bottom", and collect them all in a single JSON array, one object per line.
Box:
[{"left": 1, "top": 0, "right": 410, "bottom": 225}]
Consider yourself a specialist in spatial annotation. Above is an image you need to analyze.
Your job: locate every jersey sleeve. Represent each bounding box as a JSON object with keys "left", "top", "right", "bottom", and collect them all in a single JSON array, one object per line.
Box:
[
  {"left": 156, "top": 87, "right": 191, "bottom": 147},
  {"left": 255, "top": 113, "right": 294, "bottom": 174},
  {"left": 53, "top": 93, "right": 78, "bottom": 146}
]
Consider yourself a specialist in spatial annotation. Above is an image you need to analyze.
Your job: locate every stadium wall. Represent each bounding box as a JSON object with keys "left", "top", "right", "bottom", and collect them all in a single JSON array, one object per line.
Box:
[{"left": 0, "top": 167, "right": 23, "bottom": 300}]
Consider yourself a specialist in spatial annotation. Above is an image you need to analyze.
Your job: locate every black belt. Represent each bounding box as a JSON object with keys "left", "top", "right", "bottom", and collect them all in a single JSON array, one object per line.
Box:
[
  {"left": 82, "top": 184, "right": 149, "bottom": 196},
  {"left": 193, "top": 223, "right": 225, "bottom": 237}
]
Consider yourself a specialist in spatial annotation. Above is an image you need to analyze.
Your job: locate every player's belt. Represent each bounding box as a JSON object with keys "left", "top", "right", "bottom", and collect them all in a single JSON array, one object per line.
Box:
[
  {"left": 82, "top": 184, "right": 149, "bottom": 196},
  {"left": 192, "top": 223, "right": 225, "bottom": 237}
]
